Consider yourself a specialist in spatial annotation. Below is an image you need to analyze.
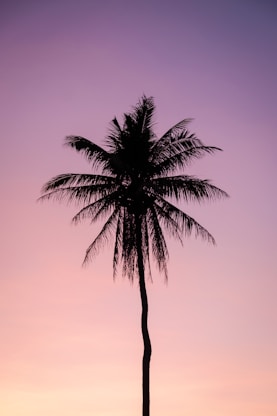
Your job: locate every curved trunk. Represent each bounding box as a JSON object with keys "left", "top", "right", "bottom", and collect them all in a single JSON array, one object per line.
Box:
[{"left": 136, "top": 215, "right": 152, "bottom": 416}]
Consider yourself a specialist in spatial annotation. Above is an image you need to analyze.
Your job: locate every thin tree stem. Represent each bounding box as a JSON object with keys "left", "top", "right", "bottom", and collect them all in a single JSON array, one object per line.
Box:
[{"left": 136, "top": 215, "right": 152, "bottom": 416}]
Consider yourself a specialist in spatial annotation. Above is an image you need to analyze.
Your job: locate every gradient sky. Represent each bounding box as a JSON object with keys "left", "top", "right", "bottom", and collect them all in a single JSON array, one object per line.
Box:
[{"left": 1, "top": 0, "right": 277, "bottom": 415}]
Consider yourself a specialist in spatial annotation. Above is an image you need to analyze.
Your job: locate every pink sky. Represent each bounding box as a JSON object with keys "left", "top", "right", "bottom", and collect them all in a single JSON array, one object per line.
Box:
[{"left": 1, "top": 1, "right": 277, "bottom": 415}]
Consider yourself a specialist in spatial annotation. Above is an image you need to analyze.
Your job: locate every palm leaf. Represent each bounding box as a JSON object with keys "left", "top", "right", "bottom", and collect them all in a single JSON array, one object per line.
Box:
[
  {"left": 65, "top": 136, "right": 112, "bottom": 172},
  {"left": 146, "top": 206, "right": 169, "bottom": 279},
  {"left": 83, "top": 208, "right": 119, "bottom": 265},
  {"left": 133, "top": 95, "right": 155, "bottom": 133},
  {"left": 40, "top": 173, "right": 116, "bottom": 195},
  {"left": 159, "top": 118, "right": 193, "bottom": 140},
  {"left": 153, "top": 194, "right": 216, "bottom": 244},
  {"left": 151, "top": 142, "right": 221, "bottom": 175},
  {"left": 151, "top": 175, "right": 229, "bottom": 202},
  {"left": 150, "top": 201, "right": 183, "bottom": 243},
  {"left": 72, "top": 191, "right": 120, "bottom": 224},
  {"left": 39, "top": 182, "right": 118, "bottom": 205},
  {"left": 113, "top": 207, "right": 124, "bottom": 278}
]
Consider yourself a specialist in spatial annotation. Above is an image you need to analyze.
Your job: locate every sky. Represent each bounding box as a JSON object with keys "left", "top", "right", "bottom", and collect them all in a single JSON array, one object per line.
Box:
[{"left": 0, "top": 0, "right": 277, "bottom": 415}]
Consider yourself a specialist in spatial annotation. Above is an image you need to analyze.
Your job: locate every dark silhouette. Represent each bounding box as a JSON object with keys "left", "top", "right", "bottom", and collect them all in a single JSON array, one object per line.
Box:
[{"left": 39, "top": 96, "right": 228, "bottom": 416}]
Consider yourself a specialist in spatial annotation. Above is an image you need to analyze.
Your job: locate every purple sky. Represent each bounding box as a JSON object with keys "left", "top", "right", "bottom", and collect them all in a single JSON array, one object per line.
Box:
[{"left": 1, "top": 1, "right": 277, "bottom": 415}]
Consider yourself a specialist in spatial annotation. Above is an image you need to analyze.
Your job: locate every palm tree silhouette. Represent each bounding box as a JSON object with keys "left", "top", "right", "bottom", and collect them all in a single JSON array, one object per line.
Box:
[{"left": 40, "top": 95, "right": 228, "bottom": 416}]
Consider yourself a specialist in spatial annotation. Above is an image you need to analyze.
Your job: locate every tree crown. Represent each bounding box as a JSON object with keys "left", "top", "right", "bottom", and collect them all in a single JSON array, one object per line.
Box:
[{"left": 40, "top": 96, "right": 228, "bottom": 280}]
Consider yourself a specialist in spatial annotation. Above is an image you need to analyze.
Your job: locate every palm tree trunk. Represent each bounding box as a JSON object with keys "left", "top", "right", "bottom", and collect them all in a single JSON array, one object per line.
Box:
[{"left": 136, "top": 215, "right": 152, "bottom": 416}]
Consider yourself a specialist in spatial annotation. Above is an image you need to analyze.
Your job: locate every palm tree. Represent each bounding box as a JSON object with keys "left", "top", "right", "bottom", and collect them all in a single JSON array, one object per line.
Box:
[{"left": 39, "top": 96, "right": 228, "bottom": 416}]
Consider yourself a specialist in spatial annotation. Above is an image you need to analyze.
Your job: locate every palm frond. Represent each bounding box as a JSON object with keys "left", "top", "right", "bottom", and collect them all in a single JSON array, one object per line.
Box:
[
  {"left": 106, "top": 117, "right": 124, "bottom": 153},
  {"left": 150, "top": 128, "right": 200, "bottom": 162},
  {"left": 150, "top": 201, "right": 183, "bottom": 243},
  {"left": 113, "top": 207, "right": 124, "bottom": 278},
  {"left": 65, "top": 136, "right": 112, "bottom": 171},
  {"left": 40, "top": 173, "right": 115, "bottom": 194},
  {"left": 151, "top": 175, "right": 229, "bottom": 202},
  {"left": 151, "top": 142, "right": 221, "bottom": 175},
  {"left": 181, "top": 211, "right": 216, "bottom": 244},
  {"left": 39, "top": 182, "right": 118, "bottom": 206},
  {"left": 146, "top": 206, "right": 169, "bottom": 280},
  {"left": 153, "top": 194, "right": 216, "bottom": 244},
  {"left": 133, "top": 95, "right": 155, "bottom": 134},
  {"left": 72, "top": 191, "right": 120, "bottom": 224},
  {"left": 83, "top": 208, "right": 119, "bottom": 265},
  {"left": 159, "top": 118, "right": 193, "bottom": 141},
  {"left": 141, "top": 215, "right": 152, "bottom": 282},
  {"left": 121, "top": 208, "right": 137, "bottom": 280}
]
